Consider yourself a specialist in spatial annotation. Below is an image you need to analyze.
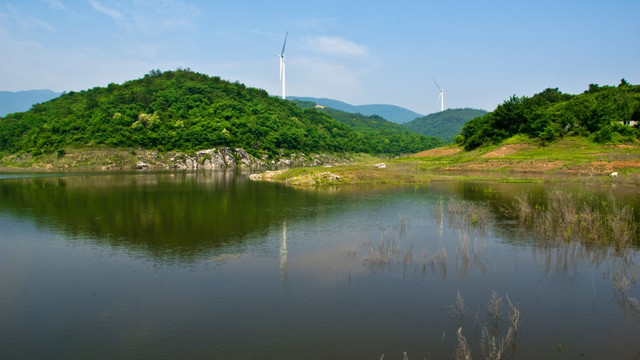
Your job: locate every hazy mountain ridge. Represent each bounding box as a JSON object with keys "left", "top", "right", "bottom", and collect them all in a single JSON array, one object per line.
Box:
[
  {"left": 289, "top": 96, "right": 423, "bottom": 124},
  {"left": 404, "top": 108, "right": 488, "bottom": 142},
  {"left": 0, "top": 90, "right": 61, "bottom": 117},
  {"left": 290, "top": 99, "right": 416, "bottom": 134}
]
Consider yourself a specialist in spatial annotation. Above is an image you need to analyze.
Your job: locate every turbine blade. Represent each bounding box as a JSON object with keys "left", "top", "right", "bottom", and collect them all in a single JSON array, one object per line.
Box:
[
  {"left": 279, "top": 58, "right": 283, "bottom": 80},
  {"left": 281, "top": 31, "right": 288, "bottom": 56},
  {"left": 431, "top": 77, "right": 441, "bottom": 91}
]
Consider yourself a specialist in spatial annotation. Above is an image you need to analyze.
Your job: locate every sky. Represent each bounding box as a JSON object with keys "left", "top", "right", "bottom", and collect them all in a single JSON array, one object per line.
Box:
[{"left": 1, "top": 0, "right": 639, "bottom": 115}]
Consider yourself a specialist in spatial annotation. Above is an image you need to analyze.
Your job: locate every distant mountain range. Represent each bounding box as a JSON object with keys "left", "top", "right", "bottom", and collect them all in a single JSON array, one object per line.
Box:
[
  {"left": 403, "top": 108, "right": 488, "bottom": 142},
  {"left": 289, "top": 96, "right": 423, "bottom": 124},
  {"left": 290, "top": 96, "right": 487, "bottom": 142},
  {"left": 0, "top": 90, "right": 61, "bottom": 117}
]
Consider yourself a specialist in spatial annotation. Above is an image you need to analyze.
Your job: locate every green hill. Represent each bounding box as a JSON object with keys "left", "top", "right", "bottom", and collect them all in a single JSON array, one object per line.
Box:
[
  {"left": 0, "top": 90, "right": 61, "bottom": 117},
  {"left": 403, "top": 108, "right": 487, "bottom": 142},
  {"left": 291, "top": 99, "right": 442, "bottom": 153},
  {"left": 288, "top": 96, "right": 423, "bottom": 124},
  {"left": 459, "top": 80, "right": 640, "bottom": 150},
  {"left": 0, "top": 69, "right": 442, "bottom": 158}
]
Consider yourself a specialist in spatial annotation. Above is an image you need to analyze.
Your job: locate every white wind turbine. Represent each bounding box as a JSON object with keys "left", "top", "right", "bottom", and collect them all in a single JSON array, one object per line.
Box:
[
  {"left": 278, "top": 31, "right": 288, "bottom": 99},
  {"left": 432, "top": 77, "right": 446, "bottom": 112}
]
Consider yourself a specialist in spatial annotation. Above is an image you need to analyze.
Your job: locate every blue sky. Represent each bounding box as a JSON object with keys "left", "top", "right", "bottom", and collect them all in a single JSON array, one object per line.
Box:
[{"left": 1, "top": 0, "right": 638, "bottom": 115}]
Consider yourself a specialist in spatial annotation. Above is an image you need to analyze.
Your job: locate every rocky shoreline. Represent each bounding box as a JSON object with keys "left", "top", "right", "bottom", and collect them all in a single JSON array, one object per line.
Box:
[
  {"left": 0, "top": 146, "right": 356, "bottom": 171},
  {"left": 134, "top": 147, "right": 351, "bottom": 170}
]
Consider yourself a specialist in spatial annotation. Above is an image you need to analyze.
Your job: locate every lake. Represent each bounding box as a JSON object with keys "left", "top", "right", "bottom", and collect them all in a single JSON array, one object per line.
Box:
[{"left": 0, "top": 171, "right": 639, "bottom": 359}]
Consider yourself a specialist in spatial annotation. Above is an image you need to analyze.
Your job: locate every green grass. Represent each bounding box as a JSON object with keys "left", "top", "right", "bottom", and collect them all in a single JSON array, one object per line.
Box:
[{"left": 251, "top": 136, "right": 640, "bottom": 186}]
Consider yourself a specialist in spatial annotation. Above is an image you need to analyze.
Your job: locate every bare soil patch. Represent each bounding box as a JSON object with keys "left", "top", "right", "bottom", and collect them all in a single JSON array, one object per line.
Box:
[
  {"left": 482, "top": 144, "right": 530, "bottom": 158},
  {"left": 447, "top": 159, "right": 566, "bottom": 173},
  {"left": 411, "top": 147, "right": 461, "bottom": 157},
  {"left": 587, "top": 161, "right": 640, "bottom": 174}
]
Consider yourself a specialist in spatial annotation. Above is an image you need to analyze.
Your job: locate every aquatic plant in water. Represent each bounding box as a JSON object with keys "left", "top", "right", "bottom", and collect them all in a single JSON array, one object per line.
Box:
[
  {"left": 453, "top": 291, "right": 520, "bottom": 360},
  {"left": 510, "top": 190, "right": 638, "bottom": 249}
]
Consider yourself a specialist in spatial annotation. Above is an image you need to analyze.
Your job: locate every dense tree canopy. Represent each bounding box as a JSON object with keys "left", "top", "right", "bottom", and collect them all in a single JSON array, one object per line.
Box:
[
  {"left": 0, "top": 70, "right": 442, "bottom": 157},
  {"left": 458, "top": 80, "right": 640, "bottom": 150}
]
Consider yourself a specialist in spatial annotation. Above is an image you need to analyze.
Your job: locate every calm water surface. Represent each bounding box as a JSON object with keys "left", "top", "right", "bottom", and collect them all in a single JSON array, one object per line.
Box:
[{"left": 0, "top": 171, "right": 639, "bottom": 359}]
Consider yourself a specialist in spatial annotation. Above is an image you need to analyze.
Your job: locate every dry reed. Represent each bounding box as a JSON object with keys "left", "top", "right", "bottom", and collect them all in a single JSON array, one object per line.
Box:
[
  {"left": 481, "top": 326, "right": 513, "bottom": 360},
  {"left": 455, "top": 327, "right": 472, "bottom": 360},
  {"left": 448, "top": 198, "right": 490, "bottom": 233},
  {"left": 510, "top": 190, "right": 638, "bottom": 249},
  {"left": 487, "top": 290, "right": 503, "bottom": 323},
  {"left": 451, "top": 290, "right": 469, "bottom": 317},
  {"left": 506, "top": 294, "right": 521, "bottom": 334},
  {"left": 452, "top": 291, "right": 520, "bottom": 360}
]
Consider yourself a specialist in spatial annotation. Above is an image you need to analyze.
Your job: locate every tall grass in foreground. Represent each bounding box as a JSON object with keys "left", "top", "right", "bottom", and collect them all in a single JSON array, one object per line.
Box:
[
  {"left": 447, "top": 198, "right": 490, "bottom": 234},
  {"left": 362, "top": 229, "right": 448, "bottom": 278},
  {"left": 453, "top": 291, "right": 520, "bottom": 360},
  {"left": 510, "top": 190, "right": 638, "bottom": 249},
  {"left": 514, "top": 189, "right": 640, "bottom": 322},
  {"left": 382, "top": 291, "right": 521, "bottom": 360}
]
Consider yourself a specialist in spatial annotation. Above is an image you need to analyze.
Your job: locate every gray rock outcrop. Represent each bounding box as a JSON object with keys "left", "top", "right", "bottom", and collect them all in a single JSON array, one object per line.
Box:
[{"left": 170, "top": 147, "right": 265, "bottom": 170}]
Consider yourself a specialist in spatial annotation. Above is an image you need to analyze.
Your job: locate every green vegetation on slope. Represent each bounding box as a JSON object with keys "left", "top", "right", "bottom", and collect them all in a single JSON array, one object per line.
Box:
[
  {"left": 290, "top": 99, "right": 443, "bottom": 154},
  {"left": 403, "top": 108, "right": 487, "bottom": 142},
  {"left": 459, "top": 80, "right": 640, "bottom": 150},
  {"left": 0, "top": 69, "right": 442, "bottom": 158}
]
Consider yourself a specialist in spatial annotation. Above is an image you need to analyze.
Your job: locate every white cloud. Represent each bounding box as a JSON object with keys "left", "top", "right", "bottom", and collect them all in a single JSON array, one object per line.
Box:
[
  {"left": 42, "top": 0, "right": 65, "bottom": 10},
  {"left": 88, "top": 0, "right": 126, "bottom": 26},
  {"left": 287, "top": 56, "right": 363, "bottom": 100},
  {"left": 132, "top": 0, "right": 201, "bottom": 30},
  {"left": 294, "top": 17, "right": 338, "bottom": 30},
  {"left": 86, "top": 0, "right": 200, "bottom": 34},
  {"left": 2, "top": 3, "right": 54, "bottom": 31},
  {"left": 305, "top": 36, "right": 368, "bottom": 57}
]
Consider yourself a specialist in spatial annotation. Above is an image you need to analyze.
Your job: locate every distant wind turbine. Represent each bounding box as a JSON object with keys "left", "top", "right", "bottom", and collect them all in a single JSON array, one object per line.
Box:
[
  {"left": 278, "top": 31, "right": 288, "bottom": 99},
  {"left": 432, "top": 77, "right": 446, "bottom": 112}
]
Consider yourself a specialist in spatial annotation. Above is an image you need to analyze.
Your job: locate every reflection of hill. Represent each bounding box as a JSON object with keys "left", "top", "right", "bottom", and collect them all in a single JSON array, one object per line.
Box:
[
  {"left": 0, "top": 172, "right": 336, "bottom": 262},
  {"left": 3, "top": 173, "right": 639, "bottom": 265}
]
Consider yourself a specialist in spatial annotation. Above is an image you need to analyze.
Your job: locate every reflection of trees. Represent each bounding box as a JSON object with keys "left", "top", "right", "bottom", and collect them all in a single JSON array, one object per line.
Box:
[{"left": 0, "top": 172, "right": 324, "bottom": 263}]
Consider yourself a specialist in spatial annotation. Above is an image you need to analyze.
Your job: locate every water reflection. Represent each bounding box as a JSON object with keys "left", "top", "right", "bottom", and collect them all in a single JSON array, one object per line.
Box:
[
  {"left": 2, "top": 173, "right": 640, "bottom": 359},
  {"left": 0, "top": 171, "right": 328, "bottom": 263},
  {"left": 280, "top": 220, "right": 288, "bottom": 285}
]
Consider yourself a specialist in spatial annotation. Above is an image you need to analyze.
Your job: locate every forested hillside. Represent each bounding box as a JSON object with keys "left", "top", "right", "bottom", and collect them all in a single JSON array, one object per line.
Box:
[
  {"left": 459, "top": 80, "right": 640, "bottom": 150},
  {"left": 403, "top": 108, "right": 487, "bottom": 142},
  {"left": 0, "top": 70, "right": 442, "bottom": 157},
  {"left": 291, "top": 99, "right": 443, "bottom": 153}
]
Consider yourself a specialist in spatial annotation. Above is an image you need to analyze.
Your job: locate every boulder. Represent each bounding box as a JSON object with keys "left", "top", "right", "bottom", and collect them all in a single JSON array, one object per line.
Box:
[{"left": 136, "top": 161, "right": 151, "bottom": 170}]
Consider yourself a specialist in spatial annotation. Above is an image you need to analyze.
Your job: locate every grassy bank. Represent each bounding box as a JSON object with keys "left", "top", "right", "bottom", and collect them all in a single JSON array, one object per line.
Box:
[
  {"left": 251, "top": 137, "right": 640, "bottom": 186},
  {"left": 0, "top": 146, "right": 157, "bottom": 170}
]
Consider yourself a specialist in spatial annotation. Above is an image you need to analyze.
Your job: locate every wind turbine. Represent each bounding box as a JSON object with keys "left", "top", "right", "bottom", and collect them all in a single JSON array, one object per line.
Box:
[
  {"left": 278, "top": 31, "right": 288, "bottom": 99},
  {"left": 432, "top": 77, "right": 446, "bottom": 112}
]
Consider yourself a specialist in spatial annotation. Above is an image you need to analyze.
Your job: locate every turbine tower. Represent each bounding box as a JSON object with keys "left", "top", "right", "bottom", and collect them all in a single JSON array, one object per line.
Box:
[
  {"left": 279, "top": 31, "right": 288, "bottom": 99},
  {"left": 432, "top": 77, "right": 446, "bottom": 112}
]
